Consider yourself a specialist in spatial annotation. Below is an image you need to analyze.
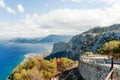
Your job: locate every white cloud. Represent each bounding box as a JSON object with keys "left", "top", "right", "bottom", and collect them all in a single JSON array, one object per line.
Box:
[
  {"left": 101, "top": 0, "right": 120, "bottom": 5},
  {"left": 88, "top": 0, "right": 120, "bottom": 5},
  {"left": 21, "top": 8, "right": 106, "bottom": 29},
  {"left": 17, "top": 4, "right": 24, "bottom": 13},
  {"left": 0, "top": 0, "right": 16, "bottom": 15},
  {"left": 19, "top": 2, "right": 120, "bottom": 36},
  {"left": 61, "top": 0, "right": 83, "bottom": 3},
  {"left": 1, "top": 0, "right": 120, "bottom": 39},
  {"left": 61, "top": 0, "right": 120, "bottom": 5},
  {"left": 6, "top": 6, "right": 16, "bottom": 14},
  {"left": 0, "top": 0, "right": 5, "bottom": 8},
  {"left": 0, "top": 24, "right": 41, "bottom": 40}
]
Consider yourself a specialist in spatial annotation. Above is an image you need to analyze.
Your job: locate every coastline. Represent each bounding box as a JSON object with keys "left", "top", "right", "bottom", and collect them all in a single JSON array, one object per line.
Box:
[
  {"left": 7, "top": 51, "right": 51, "bottom": 80},
  {"left": 24, "top": 50, "right": 51, "bottom": 61},
  {"left": 16, "top": 50, "right": 51, "bottom": 66}
]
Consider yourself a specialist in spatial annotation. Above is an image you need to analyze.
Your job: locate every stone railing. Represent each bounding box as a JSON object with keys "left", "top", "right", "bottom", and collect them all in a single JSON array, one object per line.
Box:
[
  {"left": 105, "top": 59, "right": 120, "bottom": 64},
  {"left": 79, "top": 55, "right": 120, "bottom": 80},
  {"left": 80, "top": 55, "right": 120, "bottom": 65},
  {"left": 80, "top": 56, "right": 106, "bottom": 64}
]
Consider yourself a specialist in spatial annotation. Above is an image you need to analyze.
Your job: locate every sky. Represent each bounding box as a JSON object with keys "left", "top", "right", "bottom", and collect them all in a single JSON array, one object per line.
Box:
[{"left": 0, "top": 0, "right": 120, "bottom": 39}]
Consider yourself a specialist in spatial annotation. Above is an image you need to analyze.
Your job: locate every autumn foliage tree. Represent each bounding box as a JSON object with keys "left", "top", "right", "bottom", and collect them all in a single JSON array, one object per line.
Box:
[{"left": 8, "top": 57, "right": 73, "bottom": 80}]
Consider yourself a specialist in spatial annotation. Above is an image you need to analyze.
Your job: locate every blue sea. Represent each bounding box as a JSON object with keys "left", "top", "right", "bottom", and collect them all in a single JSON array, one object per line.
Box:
[{"left": 0, "top": 43, "right": 53, "bottom": 80}]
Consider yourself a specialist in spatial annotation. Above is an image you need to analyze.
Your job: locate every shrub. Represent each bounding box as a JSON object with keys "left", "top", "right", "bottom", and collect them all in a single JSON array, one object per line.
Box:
[{"left": 83, "top": 52, "right": 93, "bottom": 56}]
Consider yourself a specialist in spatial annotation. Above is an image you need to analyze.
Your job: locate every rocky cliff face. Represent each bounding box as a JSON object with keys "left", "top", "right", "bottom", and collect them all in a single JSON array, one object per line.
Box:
[
  {"left": 58, "top": 68, "right": 84, "bottom": 80},
  {"left": 52, "top": 42, "right": 68, "bottom": 54},
  {"left": 46, "top": 24, "right": 120, "bottom": 60}
]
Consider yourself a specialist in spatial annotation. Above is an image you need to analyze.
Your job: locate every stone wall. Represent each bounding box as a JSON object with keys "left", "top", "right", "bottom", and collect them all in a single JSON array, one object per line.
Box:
[{"left": 78, "top": 61, "right": 120, "bottom": 80}]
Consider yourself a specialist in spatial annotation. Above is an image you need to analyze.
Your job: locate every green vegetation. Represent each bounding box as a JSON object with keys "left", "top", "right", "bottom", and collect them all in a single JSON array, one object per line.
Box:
[
  {"left": 8, "top": 58, "right": 73, "bottom": 80},
  {"left": 99, "top": 40, "right": 120, "bottom": 60},
  {"left": 83, "top": 52, "right": 93, "bottom": 56}
]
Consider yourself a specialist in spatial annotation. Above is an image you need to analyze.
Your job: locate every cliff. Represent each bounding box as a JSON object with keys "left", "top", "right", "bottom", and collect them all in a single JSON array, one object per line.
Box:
[{"left": 46, "top": 24, "right": 120, "bottom": 60}]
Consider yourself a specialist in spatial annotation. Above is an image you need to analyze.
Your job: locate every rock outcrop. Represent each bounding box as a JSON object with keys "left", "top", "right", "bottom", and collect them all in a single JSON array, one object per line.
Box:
[
  {"left": 58, "top": 68, "right": 84, "bottom": 80},
  {"left": 52, "top": 42, "right": 68, "bottom": 54},
  {"left": 52, "top": 68, "right": 84, "bottom": 80}
]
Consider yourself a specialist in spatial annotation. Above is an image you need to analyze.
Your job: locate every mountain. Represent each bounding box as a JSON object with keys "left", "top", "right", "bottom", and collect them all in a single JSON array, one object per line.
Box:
[
  {"left": 8, "top": 37, "right": 43, "bottom": 43},
  {"left": 45, "top": 24, "right": 120, "bottom": 60},
  {"left": 7, "top": 34, "right": 73, "bottom": 44},
  {"left": 40, "top": 34, "right": 73, "bottom": 43},
  {"left": 84, "top": 24, "right": 120, "bottom": 34}
]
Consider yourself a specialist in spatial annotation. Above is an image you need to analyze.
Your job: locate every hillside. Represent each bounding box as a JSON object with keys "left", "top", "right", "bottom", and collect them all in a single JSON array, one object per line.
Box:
[
  {"left": 45, "top": 24, "right": 120, "bottom": 60},
  {"left": 83, "top": 24, "right": 120, "bottom": 34}
]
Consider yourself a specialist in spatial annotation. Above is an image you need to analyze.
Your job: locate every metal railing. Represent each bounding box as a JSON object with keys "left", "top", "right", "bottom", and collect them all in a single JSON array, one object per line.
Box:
[{"left": 104, "top": 68, "right": 114, "bottom": 80}]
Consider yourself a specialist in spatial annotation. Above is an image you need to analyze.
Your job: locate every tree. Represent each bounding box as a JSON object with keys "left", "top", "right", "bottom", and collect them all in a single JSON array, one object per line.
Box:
[
  {"left": 56, "top": 58, "right": 73, "bottom": 72},
  {"left": 99, "top": 40, "right": 120, "bottom": 59}
]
